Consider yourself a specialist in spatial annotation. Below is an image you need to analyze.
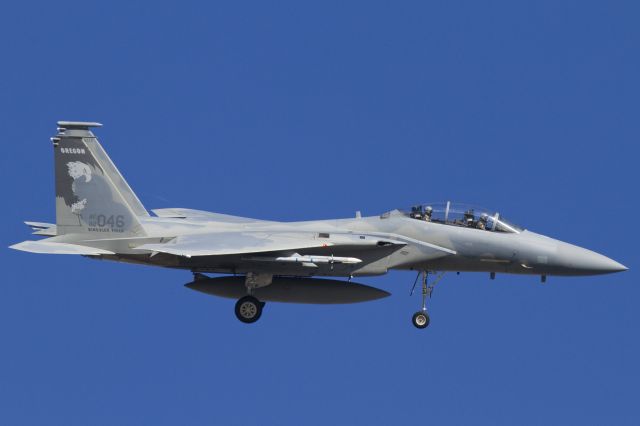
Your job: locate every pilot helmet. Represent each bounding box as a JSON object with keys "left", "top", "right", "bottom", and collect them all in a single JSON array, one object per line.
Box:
[{"left": 425, "top": 206, "right": 433, "bottom": 214}]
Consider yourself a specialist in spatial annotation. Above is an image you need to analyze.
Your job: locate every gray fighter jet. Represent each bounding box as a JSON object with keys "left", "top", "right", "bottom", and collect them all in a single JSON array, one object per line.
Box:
[{"left": 10, "top": 122, "right": 628, "bottom": 328}]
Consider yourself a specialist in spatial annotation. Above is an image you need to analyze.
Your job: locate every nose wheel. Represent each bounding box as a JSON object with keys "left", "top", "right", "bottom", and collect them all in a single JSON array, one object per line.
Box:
[
  {"left": 235, "top": 295, "right": 265, "bottom": 323},
  {"left": 412, "top": 311, "right": 430, "bottom": 328}
]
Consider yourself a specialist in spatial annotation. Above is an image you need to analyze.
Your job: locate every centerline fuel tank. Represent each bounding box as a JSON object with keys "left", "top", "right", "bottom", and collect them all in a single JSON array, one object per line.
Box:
[{"left": 185, "top": 275, "right": 390, "bottom": 304}]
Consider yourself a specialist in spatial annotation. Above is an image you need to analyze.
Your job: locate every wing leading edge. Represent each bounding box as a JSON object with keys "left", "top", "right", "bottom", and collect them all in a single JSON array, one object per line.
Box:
[
  {"left": 134, "top": 232, "right": 336, "bottom": 258},
  {"left": 133, "top": 232, "right": 409, "bottom": 258},
  {"left": 151, "top": 208, "right": 271, "bottom": 223}
]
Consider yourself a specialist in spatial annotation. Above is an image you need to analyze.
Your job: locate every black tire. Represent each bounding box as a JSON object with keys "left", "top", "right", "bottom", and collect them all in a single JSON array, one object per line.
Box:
[
  {"left": 235, "top": 296, "right": 263, "bottom": 323},
  {"left": 412, "top": 311, "right": 430, "bottom": 329}
]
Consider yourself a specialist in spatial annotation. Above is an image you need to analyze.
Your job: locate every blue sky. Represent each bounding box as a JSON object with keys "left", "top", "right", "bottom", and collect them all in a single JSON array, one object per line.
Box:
[{"left": 1, "top": 1, "right": 638, "bottom": 425}]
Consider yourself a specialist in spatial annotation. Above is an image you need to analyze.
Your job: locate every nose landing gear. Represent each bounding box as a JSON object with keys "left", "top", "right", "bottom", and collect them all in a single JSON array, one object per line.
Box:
[
  {"left": 410, "top": 271, "right": 445, "bottom": 329},
  {"left": 412, "top": 311, "right": 430, "bottom": 329}
]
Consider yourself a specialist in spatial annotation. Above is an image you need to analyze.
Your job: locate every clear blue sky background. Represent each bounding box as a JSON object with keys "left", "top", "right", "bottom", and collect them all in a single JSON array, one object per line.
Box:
[{"left": 0, "top": 1, "right": 638, "bottom": 425}]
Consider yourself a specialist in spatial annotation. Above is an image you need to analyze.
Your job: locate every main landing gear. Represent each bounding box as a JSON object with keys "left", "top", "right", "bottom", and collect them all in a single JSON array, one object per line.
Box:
[
  {"left": 234, "top": 272, "right": 271, "bottom": 324},
  {"left": 235, "top": 295, "right": 265, "bottom": 323},
  {"left": 410, "top": 271, "right": 445, "bottom": 329}
]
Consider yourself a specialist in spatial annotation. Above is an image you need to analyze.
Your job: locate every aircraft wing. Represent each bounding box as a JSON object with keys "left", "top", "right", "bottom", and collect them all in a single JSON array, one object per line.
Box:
[
  {"left": 133, "top": 232, "right": 401, "bottom": 258},
  {"left": 151, "top": 208, "right": 271, "bottom": 223},
  {"left": 135, "top": 232, "right": 334, "bottom": 257}
]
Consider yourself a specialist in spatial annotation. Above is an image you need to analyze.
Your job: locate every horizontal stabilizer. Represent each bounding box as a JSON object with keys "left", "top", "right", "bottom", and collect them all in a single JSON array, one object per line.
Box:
[
  {"left": 9, "top": 240, "right": 115, "bottom": 255},
  {"left": 25, "top": 221, "right": 57, "bottom": 236}
]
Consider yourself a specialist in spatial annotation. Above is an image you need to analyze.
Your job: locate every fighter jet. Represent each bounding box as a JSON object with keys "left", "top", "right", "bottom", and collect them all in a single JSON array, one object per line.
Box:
[{"left": 10, "top": 122, "right": 628, "bottom": 328}]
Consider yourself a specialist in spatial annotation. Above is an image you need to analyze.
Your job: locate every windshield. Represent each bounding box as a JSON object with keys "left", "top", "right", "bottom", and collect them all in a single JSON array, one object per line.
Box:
[{"left": 382, "top": 202, "right": 524, "bottom": 233}]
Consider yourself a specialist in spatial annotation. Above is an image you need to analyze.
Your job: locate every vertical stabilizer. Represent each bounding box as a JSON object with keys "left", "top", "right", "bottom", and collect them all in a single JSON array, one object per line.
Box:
[{"left": 53, "top": 121, "right": 148, "bottom": 236}]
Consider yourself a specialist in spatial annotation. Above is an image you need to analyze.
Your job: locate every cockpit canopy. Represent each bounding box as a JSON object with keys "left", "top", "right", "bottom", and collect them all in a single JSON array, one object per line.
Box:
[{"left": 382, "top": 202, "right": 524, "bottom": 233}]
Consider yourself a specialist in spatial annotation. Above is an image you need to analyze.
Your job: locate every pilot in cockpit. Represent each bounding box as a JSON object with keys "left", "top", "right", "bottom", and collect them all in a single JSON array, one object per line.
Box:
[
  {"left": 463, "top": 209, "right": 475, "bottom": 227},
  {"left": 477, "top": 213, "right": 488, "bottom": 230},
  {"left": 424, "top": 206, "right": 433, "bottom": 222}
]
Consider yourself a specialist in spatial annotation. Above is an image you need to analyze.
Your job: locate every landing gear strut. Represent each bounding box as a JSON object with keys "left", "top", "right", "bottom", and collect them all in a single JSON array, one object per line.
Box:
[{"left": 410, "top": 271, "right": 445, "bottom": 329}]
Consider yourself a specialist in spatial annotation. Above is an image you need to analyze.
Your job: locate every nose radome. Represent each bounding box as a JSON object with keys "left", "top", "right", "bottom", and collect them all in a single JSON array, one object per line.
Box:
[{"left": 558, "top": 243, "right": 628, "bottom": 275}]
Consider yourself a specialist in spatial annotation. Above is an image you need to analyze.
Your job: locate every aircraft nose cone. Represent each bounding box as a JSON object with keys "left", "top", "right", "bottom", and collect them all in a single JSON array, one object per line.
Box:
[{"left": 557, "top": 243, "right": 628, "bottom": 275}]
